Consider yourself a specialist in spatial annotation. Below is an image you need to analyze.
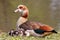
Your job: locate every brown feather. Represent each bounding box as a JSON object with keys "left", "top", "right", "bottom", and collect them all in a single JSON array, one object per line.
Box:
[{"left": 19, "top": 21, "right": 53, "bottom": 31}]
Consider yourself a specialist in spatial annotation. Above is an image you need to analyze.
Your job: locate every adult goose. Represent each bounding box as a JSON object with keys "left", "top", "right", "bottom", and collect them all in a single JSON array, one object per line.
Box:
[{"left": 14, "top": 5, "right": 57, "bottom": 37}]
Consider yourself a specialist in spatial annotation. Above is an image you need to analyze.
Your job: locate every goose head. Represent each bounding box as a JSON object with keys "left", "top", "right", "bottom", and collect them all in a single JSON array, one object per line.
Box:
[{"left": 14, "top": 5, "right": 29, "bottom": 18}]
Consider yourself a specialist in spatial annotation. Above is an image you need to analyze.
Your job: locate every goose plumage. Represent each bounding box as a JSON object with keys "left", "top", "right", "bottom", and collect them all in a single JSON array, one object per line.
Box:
[{"left": 14, "top": 5, "right": 57, "bottom": 37}]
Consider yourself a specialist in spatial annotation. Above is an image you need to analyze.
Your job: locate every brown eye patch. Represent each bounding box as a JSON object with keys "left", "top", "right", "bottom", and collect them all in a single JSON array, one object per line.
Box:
[{"left": 19, "top": 6, "right": 23, "bottom": 9}]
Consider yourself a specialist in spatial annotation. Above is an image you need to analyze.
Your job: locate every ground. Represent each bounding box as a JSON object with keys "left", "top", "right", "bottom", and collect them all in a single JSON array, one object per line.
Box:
[{"left": 0, "top": 32, "right": 60, "bottom": 40}]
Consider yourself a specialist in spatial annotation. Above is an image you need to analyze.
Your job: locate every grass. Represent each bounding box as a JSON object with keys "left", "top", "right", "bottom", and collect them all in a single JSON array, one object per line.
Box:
[{"left": 0, "top": 32, "right": 60, "bottom": 40}]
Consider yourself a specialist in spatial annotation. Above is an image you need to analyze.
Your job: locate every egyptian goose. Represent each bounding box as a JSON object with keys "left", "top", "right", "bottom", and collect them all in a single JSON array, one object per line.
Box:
[{"left": 14, "top": 5, "right": 57, "bottom": 37}]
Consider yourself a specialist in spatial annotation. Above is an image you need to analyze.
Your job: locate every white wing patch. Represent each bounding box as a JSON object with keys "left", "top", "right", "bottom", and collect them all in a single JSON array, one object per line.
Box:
[{"left": 25, "top": 30, "right": 44, "bottom": 37}]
